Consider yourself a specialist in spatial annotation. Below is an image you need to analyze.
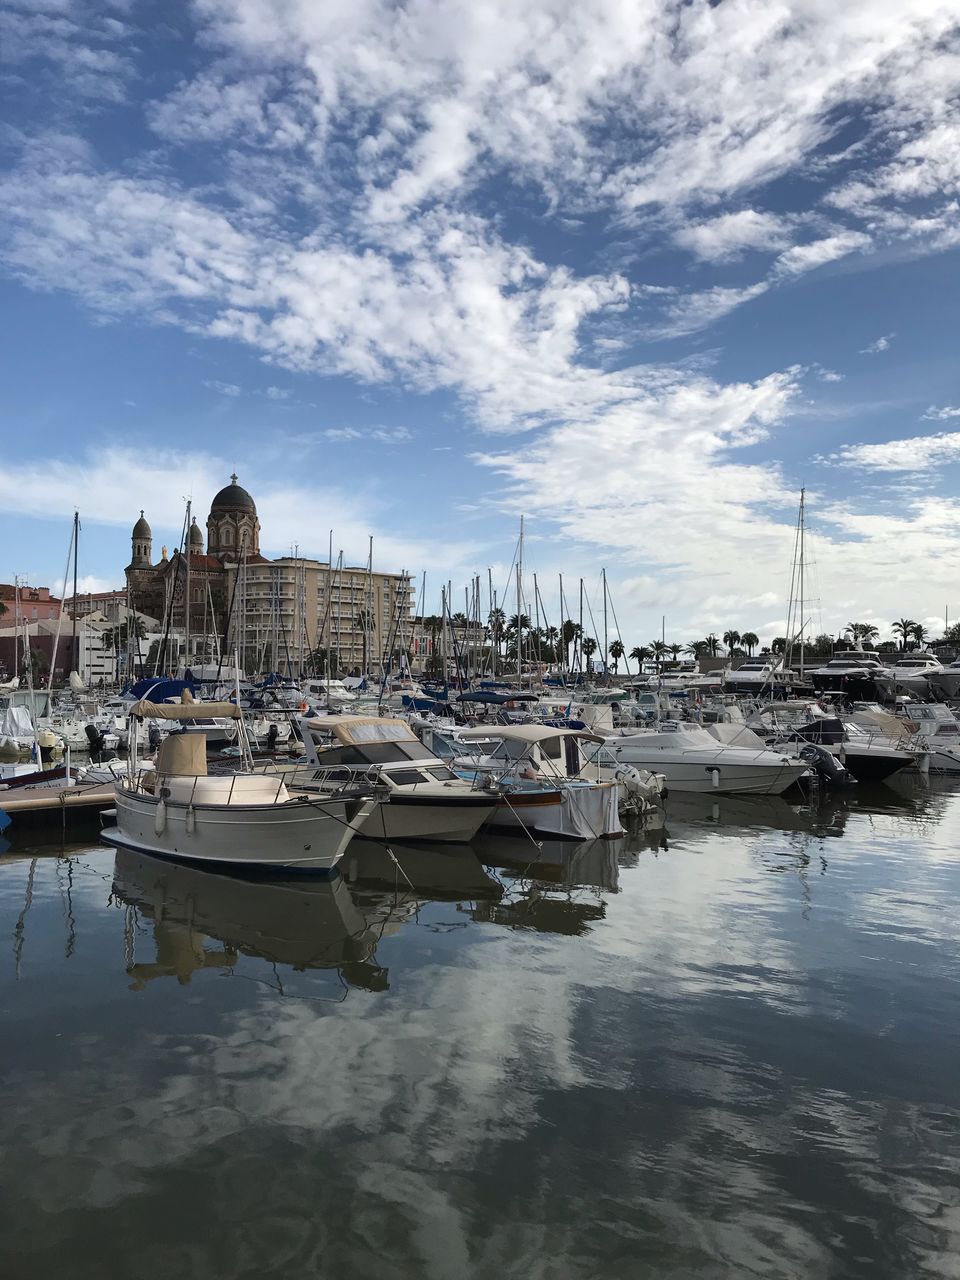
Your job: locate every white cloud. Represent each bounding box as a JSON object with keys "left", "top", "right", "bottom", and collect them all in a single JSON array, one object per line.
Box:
[
  {"left": 202, "top": 379, "right": 242, "bottom": 396},
  {"left": 674, "top": 210, "right": 792, "bottom": 262},
  {"left": 773, "top": 231, "right": 872, "bottom": 276},
  {"left": 922, "top": 405, "right": 960, "bottom": 421},
  {"left": 833, "top": 431, "right": 960, "bottom": 473},
  {"left": 264, "top": 385, "right": 290, "bottom": 400},
  {"left": 859, "top": 333, "right": 895, "bottom": 354},
  {"left": 0, "top": 446, "right": 474, "bottom": 577}
]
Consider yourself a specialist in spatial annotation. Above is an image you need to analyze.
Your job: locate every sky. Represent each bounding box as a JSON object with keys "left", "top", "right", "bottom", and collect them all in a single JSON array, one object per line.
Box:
[{"left": 1, "top": 0, "right": 959, "bottom": 650}]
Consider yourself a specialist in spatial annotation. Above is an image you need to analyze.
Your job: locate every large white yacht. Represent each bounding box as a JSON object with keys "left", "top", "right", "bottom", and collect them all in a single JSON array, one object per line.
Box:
[
  {"left": 925, "top": 660, "right": 960, "bottom": 701},
  {"left": 874, "top": 652, "right": 943, "bottom": 699},
  {"left": 723, "top": 657, "right": 798, "bottom": 698}
]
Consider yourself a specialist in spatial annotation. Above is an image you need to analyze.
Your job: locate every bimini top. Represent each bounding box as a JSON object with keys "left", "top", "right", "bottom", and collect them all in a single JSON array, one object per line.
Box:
[
  {"left": 129, "top": 699, "right": 243, "bottom": 720},
  {"left": 457, "top": 723, "right": 604, "bottom": 745},
  {"left": 304, "top": 715, "right": 418, "bottom": 744}
]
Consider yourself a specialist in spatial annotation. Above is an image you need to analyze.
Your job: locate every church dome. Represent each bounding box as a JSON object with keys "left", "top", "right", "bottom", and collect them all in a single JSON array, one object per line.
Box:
[
  {"left": 188, "top": 518, "right": 204, "bottom": 546},
  {"left": 210, "top": 473, "right": 256, "bottom": 514},
  {"left": 132, "top": 511, "right": 151, "bottom": 538}
]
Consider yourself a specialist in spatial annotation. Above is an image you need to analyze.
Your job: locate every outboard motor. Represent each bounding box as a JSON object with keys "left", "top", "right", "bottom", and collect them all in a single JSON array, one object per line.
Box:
[
  {"left": 148, "top": 724, "right": 162, "bottom": 750},
  {"left": 84, "top": 723, "right": 105, "bottom": 757},
  {"left": 799, "top": 743, "right": 856, "bottom": 788},
  {"left": 267, "top": 722, "right": 279, "bottom": 751}
]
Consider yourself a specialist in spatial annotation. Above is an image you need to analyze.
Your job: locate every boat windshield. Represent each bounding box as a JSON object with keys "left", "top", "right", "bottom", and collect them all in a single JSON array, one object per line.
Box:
[{"left": 315, "top": 740, "right": 432, "bottom": 766}]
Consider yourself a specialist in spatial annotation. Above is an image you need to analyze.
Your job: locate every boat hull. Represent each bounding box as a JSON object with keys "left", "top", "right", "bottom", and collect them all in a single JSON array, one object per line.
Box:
[
  {"left": 604, "top": 747, "right": 809, "bottom": 795},
  {"left": 356, "top": 793, "right": 497, "bottom": 844},
  {"left": 102, "top": 787, "right": 369, "bottom": 872}
]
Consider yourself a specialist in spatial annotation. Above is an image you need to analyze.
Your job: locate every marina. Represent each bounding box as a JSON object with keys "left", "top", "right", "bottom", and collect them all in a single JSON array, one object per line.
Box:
[
  {"left": 1, "top": 778, "right": 959, "bottom": 1277},
  {"left": 4, "top": 3, "right": 960, "bottom": 1275}
]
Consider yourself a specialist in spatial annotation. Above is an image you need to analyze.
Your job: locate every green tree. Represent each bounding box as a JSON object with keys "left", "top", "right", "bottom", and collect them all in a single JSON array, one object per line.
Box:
[
  {"left": 582, "top": 636, "right": 598, "bottom": 669},
  {"left": 740, "top": 631, "right": 759, "bottom": 655},
  {"left": 487, "top": 608, "right": 506, "bottom": 657},
  {"left": 102, "top": 618, "right": 147, "bottom": 654},
  {"left": 684, "top": 640, "right": 707, "bottom": 657},
  {"left": 847, "top": 621, "right": 879, "bottom": 644},
  {"left": 722, "top": 629, "right": 741, "bottom": 656},
  {"left": 668, "top": 643, "right": 683, "bottom": 660},
  {"left": 704, "top": 634, "right": 721, "bottom": 657},
  {"left": 912, "top": 622, "right": 929, "bottom": 648},
  {"left": 651, "top": 639, "right": 668, "bottom": 668},
  {"left": 891, "top": 617, "right": 916, "bottom": 651},
  {"left": 771, "top": 636, "right": 787, "bottom": 655},
  {"left": 561, "top": 619, "right": 580, "bottom": 668},
  {"left": 629, "top": 644, "right": 650, "bottom": 667},
  {"left": 608, "top": 638, "right": 624, "bottom": 673}
]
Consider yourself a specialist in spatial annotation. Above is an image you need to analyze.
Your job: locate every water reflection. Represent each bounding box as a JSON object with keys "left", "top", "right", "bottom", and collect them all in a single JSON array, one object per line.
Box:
[
  {"left": 1, "top": 782, "right": 960, "bottom": 1278},
  {"left": 112, "top": 850, "right": 386, "bottom": 992}
]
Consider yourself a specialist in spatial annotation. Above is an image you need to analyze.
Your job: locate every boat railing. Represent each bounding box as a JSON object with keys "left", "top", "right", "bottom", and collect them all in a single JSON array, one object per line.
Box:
[{"left": 131, "top": 770, "right": 293, "bottom": 807}]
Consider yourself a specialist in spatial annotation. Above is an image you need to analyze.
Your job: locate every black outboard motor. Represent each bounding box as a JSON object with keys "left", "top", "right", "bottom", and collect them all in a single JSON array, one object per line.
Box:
[
  {"left": 799, "top": 742, "right": 856, "bottom": 788},
  {"left": 85, "top": 723, "right": 105, "bottom": 757},
  {"left": 267, "top": 722, "right": 279, "bottom": 751},
  {"left": 148, "top": 725, "right": 162, "bottom": 750}
]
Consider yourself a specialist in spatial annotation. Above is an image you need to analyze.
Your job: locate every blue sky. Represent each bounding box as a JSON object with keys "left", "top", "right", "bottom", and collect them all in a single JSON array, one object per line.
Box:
[{"left": 2, "top": 0, "right": 959, "bottom": 648}]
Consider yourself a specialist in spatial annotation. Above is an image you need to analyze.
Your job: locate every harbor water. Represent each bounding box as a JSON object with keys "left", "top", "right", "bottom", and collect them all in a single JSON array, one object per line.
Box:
[{"left": 2, "top": 781, "right": 959, "bottom": 1278}]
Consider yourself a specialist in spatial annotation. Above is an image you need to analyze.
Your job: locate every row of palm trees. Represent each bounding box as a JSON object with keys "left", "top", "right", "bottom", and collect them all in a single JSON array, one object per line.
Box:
[{"left": 423, "top": 610, "right": 951, "bottom": 679}]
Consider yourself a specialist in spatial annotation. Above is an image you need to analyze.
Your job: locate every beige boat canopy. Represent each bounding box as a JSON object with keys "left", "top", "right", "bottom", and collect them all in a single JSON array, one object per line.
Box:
[
  {"left": 128, "top": 699, "right": 243, "bottom": 720},
  {"left": 304, "top": 715, "right": 417, "bottom": 744}
]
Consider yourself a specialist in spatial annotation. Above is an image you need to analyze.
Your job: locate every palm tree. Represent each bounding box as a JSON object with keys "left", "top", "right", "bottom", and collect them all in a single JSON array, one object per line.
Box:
[
  {"left": 740, "top": 631, "right": 759, "bottom": 655},
  {"left": 704, "top": 634, "right": 720, "bottom": 657},
  {"left": 629, "top": 644, "right": 650, "bottom": 668},
  {"left": 771, "top": 636, "right": 787, "bottom": 655},
  {"left": 847, "top": 621, "right": 879, "bottom": 644},
  {"left": 892, "top": 617, "right": 916, "bottom": 651},
  {"left": 608, "top": 638, "right": 624, "bottom": 673},
  {"left": 684, "top": 640, "right": 707, "bottom": 657},
  {"left": 544, "top": 625, "right": 559, "bottom": 663},
  {"left": 561, "top": 619, "right": 580, "bottom": 668},
  {"left": 488, "top": 607, "right": 506, "bottom": 656},
  {"left": 912, "top": 621, "right": 929, "bottom": 648},
  {"left": 651, "top": 639, "right": 668, "bottom": 669},
  {"left": 668, "top": 643, "right": 682, "bottom": 660},
  {"left": 722, "top": 629, "right": 741, "bottom": 656},
  {"left": 582, "top": 636, "right": 598, "bottom": 670}
]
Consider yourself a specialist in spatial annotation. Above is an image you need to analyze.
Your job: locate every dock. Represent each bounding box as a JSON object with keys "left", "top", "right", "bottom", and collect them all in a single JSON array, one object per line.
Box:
[{"left": 0, "top": 780, "right": 115, "bottom": 828}]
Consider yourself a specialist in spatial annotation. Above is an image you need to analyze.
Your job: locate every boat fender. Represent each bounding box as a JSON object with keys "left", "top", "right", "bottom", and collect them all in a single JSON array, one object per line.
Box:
[
  {"left": 154, "top": 798, "right": 167, "bottom": 835},
  {"left": 185, "top": 805, "right": 196, "bottom": 835}
]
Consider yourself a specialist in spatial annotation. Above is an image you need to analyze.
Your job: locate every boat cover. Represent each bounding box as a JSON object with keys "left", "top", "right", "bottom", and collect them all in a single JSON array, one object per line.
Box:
[
  {"left": 129, "top": 700, "right": 242, "bottom": 720},
  {"left": 0, "top": 705, "right": 33, "bottom": 738}
]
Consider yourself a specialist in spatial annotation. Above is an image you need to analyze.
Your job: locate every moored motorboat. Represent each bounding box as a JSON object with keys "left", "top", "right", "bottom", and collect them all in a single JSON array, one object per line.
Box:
[
  {"left": 600, "top": 724, "right": 810, "bottom": 795},
  {"left": 101, "top": 700, "right": 374, "bottom": 872},
  {"left": 292, "top": 715, "right": 499, "bottom": 843}
]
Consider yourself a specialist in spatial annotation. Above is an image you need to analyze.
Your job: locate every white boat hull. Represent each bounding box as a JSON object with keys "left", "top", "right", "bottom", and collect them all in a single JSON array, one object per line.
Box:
[
  {"left": 603, "top": 746, "right": 809, "bottom": 795},
  {"left": 102, "top": 786, "right": 370, "bottom": 871},
  {"left": 356, "top": 793, "right": 497, "bottom": 844}
]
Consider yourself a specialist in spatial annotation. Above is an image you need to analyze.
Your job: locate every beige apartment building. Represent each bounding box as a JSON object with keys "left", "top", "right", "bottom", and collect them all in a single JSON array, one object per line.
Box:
[{"left": 229, "top": 557, "right": 414, "bottom": 676}]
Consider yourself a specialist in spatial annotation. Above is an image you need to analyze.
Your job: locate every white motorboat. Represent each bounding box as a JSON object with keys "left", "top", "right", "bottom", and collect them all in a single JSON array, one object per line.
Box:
[
  {"left": 101, "top": 699, "right": 374, "bottom": 872},
  {"left": 293, "top": 715, "right": 499, "bottom": 843},
  {"left": 874, "top": 652, "right": 943, "bottom": 699},
  {"left": 600, "top": 723, "right": 810, "bottom": 795},
  {"left": 926, "top": 659, "right": 960, "bottom": 701},
  {"left": 451, "top": 724, "right": 629, "bottom": 838},
  {"left": 747, "top": 700, "right": 919, "bottom": 784},
  {"left": 898, "top": 704, "right": 960, "bottom": 773},
  {"left": 723, "top": 657, "right": 798, "bottom": 698}
]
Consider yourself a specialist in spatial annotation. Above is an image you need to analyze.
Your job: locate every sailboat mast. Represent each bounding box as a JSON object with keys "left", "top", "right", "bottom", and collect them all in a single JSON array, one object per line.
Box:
[
  {"left": 602, "top": 567, "right": 608, "bottom": 679},
  {"left": 799, "top": 487, "right": 806, "bottom": 678},
  {"left": 184, "top": 500, "right": 192, "bottom": 672},
  {"left": 70, "top": 510, "right": 79, "bottom": 675},
  {"left": 518, "top": 532, "right": 525, "bottom": 685}
]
